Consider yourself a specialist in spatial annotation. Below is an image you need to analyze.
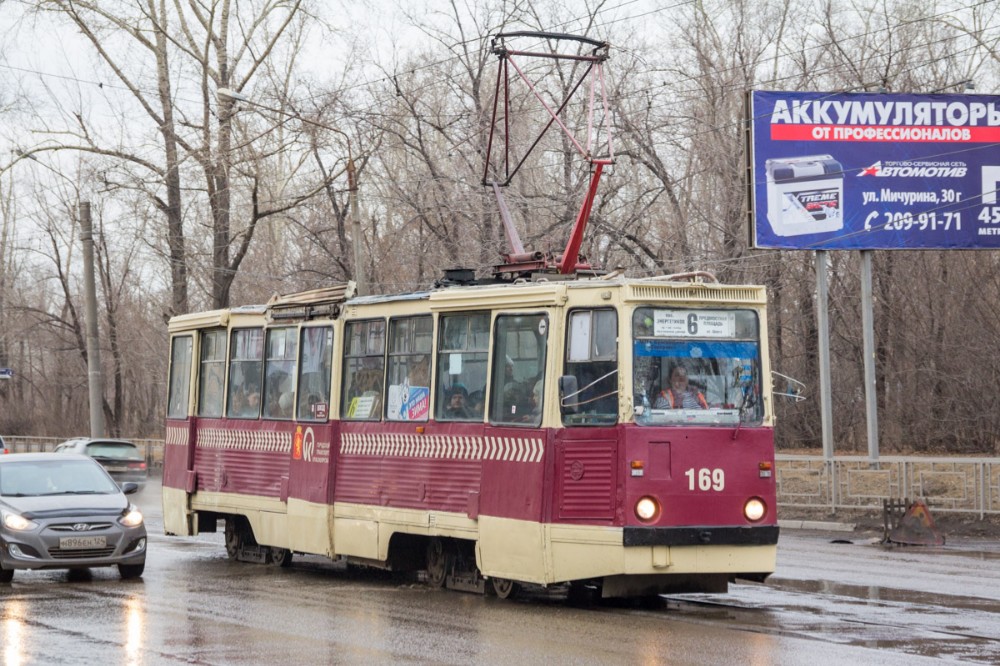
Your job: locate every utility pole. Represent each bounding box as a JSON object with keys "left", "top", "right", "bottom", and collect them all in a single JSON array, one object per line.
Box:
[
  {"left": 347, "top": 157, "right": 368, "bottom": 296},
  {"left": 80, "top": 202, "right": 106, "bottom": 438}
]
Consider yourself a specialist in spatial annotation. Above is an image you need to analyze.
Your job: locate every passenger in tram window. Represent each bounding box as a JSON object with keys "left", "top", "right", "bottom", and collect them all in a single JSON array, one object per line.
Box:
[
  {"left": 467, "top": 389, "right": 485, "bottom": 417},
  {"left": 409, "top": 355, "right": 430, "bottom": 388},
  {"left": 442, "top": 385, "right": 471, "bottom": 419},
  {"left": 277, "top": 392, "right": 294, "bottom": 419},
  {"left": 231, "top": 389, "right": 261, "bottom": 418},
  {"left": 503, "top": 383, "right": 535, "bottom": 423},
  {"left": 654, "top": 365, "right": 708, "bottom": 409},
  {"left": 530, "top": 379, "right": 543, "bottom": 415},
  {"left": 242, "top": 391, "right": 261, "bottom": 417}
]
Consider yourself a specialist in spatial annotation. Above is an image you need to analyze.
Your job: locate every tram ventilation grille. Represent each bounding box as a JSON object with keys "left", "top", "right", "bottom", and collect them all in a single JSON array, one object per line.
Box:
[{"left": 629, "top": 285, "right": 763, "bottom": 303}]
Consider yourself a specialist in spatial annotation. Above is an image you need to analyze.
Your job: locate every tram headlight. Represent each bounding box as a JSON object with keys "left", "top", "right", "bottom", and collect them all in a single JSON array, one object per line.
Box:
[
  {"left": 744, "top": 497, "right": 766, "bottom": 522},
  {"left": 635, "top": 496, "right": 660, "bottom": 522}
]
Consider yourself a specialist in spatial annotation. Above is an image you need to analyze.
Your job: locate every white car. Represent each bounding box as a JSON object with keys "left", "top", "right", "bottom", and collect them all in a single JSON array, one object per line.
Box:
[{"left": 54, "top": 438, "right": 149, "bottom": 488}]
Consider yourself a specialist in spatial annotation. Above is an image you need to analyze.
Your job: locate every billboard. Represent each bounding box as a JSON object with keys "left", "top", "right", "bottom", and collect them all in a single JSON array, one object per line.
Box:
[{"left": 748, "top": 90, "right": 1000, "bottom": 249}]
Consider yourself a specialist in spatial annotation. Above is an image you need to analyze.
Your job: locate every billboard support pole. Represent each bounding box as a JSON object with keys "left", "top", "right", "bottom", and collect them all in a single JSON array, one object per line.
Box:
[
  {"left": 861, "top": 250, "right": 879, "bottom": 461},
  {"left": 816, "top": 251, "right": 834, "bottom": 460}
]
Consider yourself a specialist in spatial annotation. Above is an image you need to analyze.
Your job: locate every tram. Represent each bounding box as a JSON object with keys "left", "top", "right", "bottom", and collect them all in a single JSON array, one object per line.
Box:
[{"left": 162, "top": 271, "right": 778, "bottom": 598}]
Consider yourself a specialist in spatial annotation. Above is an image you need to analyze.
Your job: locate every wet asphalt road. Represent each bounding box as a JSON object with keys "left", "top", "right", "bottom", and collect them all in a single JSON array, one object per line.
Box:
[{"left": 2, "top": 477, "right": 998, "bottom": 665}]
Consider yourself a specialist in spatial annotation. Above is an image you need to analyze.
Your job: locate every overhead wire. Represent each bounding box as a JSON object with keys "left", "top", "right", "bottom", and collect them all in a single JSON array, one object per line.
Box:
[{"left": 4, "top": 1, "right": 998, "bottom": 264}]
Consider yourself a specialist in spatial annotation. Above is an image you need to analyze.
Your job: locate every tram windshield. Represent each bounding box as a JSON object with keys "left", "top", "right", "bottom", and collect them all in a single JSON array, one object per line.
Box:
[{"left": 632, "top": 307, "right": 762, "bottom": 426}]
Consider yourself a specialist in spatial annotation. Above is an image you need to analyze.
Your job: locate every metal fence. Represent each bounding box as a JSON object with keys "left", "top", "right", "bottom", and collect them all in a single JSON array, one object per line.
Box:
[
  {"left": 4, "top": 438, "right": 996, "bottom": 518},
  {"left": 776, "top": 454, "right": 1000, "bottom": 519}
]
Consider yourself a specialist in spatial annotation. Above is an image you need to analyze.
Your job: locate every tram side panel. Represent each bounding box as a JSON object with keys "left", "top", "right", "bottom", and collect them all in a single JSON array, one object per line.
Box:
[
  {"left": 330, "top": 420, "right": 551, "bottom": 583},
  {"left": 163, "top": 418, "right": 197, "bottom": 536},
  {"left": 169, "top": 419, "right": 293, "bottom": 547},
  {"left": 285, "top": 421, "right": 339, "bottom": 556},
  {"left": 538, "top": 425, "right": 624, "bottom": 583},
  {"left": 333, "top": 421, "right": 487, "bottom": 562},
  {"left": 476, "top": 424, "right": 550, "bottom": 584}
]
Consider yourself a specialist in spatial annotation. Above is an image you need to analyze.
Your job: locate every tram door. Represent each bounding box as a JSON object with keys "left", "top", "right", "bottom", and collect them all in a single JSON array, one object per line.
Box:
[
  {"left": 554, "top": 309, "right": 620, "bottom": 522},
  {"left": 285, "top": 325, "right": 337, "bottom": 504}
]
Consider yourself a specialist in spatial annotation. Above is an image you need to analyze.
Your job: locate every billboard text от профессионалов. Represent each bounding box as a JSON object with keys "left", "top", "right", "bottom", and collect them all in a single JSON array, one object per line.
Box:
[{"left": 748, "top": 90, "right": 1000, "bottom": 250}]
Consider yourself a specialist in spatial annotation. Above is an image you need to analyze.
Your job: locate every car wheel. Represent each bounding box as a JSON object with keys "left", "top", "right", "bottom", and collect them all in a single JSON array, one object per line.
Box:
[
  {"left": 0, "top": 567, "right": 13, "bottom": 583},
  {"left": 118, "top": 562, "right": 145, "bottom": 579}
]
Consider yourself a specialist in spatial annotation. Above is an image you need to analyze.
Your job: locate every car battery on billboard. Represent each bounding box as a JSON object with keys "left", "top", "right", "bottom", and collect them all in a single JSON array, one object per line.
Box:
[{"left": 765, "top": 155, "right": 844, "bottom": 236}]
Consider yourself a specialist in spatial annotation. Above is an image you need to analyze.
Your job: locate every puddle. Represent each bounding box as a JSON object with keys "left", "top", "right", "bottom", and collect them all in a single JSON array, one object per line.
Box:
[{"left": 766, "top": 576, "right": 1000, "bottom": 612}]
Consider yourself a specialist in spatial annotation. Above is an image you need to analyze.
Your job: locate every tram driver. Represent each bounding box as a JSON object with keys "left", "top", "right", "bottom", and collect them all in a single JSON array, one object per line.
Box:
[{"left": 654, "top": 365, "right": 708, "bottom": 410}]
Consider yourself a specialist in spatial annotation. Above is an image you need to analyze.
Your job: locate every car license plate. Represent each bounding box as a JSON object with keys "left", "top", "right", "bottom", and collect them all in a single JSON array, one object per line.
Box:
[{"left": 60, "top": 536, "right": 106, "bottom": 550}]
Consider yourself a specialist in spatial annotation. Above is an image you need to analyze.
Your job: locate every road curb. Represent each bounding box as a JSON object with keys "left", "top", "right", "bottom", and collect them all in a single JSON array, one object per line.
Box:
[{"left": 778, "top": 519, "right": 857, "bottom": 532}]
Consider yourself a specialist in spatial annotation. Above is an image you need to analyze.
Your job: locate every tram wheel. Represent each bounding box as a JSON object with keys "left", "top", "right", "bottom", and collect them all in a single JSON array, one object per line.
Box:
[
  {"left": 0, "top": 567, "right": 13, "bottom": 583},
  {"left": 491, "top": 577, "right": 519, "bottom": 600},
  {"left": 224, "top": 516, "right": 248, "bottom": 561},
  {"left": 425, "top": 538, "right": 449, "bottom": 588},
  {"left": 267, "top": 547, "right": 293, "bottom": 567}
]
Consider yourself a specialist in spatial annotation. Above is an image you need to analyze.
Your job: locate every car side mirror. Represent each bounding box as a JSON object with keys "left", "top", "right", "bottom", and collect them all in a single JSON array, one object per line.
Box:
[
  {"left": 559, "top": 375, "right": 579, "bottom": 414},
  {"left": 121, "top": 482, "right": 139, "bottom": 495}
]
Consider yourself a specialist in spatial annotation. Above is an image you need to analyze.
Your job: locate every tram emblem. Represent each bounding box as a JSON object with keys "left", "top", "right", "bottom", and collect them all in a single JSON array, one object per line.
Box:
[{"left": 302, "top": 427, "right": 316, "bottom": 462}]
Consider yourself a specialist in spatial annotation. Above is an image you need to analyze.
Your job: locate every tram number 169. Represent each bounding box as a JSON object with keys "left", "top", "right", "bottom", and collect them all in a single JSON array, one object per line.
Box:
[{"left": 684, "top": 468, "right": 725, "bottom": 491}]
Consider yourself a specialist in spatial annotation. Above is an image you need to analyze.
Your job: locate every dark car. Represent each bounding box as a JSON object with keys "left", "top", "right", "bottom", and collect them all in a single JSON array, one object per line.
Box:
[
  {"left": 0, "top": 452, "right": 146, "bottom": 582},
  {"left": 54, "top": 438, "right": 148, "bottom": 487}
]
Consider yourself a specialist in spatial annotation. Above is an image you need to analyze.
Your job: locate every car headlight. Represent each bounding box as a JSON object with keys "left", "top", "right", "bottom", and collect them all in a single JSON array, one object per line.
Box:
[
  {"left": 2, "top": 510, "right": 38, "bottom": 531},
  {"left": 744, "top": 497, "right": 766, "bottom": 522},
  {"left": 119, "top": 505, "right": 144, "bottom": 528},
  {"left": 635, "top": 496, "right": 660, "bottom": 522}
]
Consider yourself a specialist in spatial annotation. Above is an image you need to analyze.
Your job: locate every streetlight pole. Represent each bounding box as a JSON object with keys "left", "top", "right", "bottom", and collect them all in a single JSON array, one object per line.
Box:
[{"left": 216, "top": 88, "right": 368, "bottom": 296}]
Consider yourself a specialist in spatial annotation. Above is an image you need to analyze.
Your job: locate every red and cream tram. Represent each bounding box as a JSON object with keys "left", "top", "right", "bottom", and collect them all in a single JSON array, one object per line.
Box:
[{"left": 163, "top": 272, "right": 778, "bottom": 598}]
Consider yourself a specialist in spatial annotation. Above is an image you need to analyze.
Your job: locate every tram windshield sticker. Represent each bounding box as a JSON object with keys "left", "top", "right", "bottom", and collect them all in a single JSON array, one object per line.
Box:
[
  {"left": 748, "top": 90, "right": 1000, "bottom": 250},
  {"left": 653, "top": 310, "right": 735, "bottom": 338}
]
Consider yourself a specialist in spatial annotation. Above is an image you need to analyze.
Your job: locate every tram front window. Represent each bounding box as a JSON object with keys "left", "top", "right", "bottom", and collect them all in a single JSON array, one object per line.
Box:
[{"left": 632, "top": 307, "right": 762, "bottom": 426}]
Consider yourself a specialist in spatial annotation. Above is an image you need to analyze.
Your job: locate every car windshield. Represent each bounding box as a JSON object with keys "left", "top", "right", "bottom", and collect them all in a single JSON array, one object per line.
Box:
[
  {"left": 0, "top": 459, "right": 120, "bottom": 496},
  {"left": 84, "top": 442, "right": 141, "bottom": 460}
]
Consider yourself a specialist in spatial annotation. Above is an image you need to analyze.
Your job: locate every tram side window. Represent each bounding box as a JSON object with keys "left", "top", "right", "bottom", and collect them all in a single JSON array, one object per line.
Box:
[
  {"left": 167, "top": 335, "right": 193, "bottom": 419},
  {"left": 386, "top": 316, "right": 432, "bottom": 422},
  {"left": 490, "top": 313, "right": 548, "bottom": 427},
  {"left": 197, "top": 329, "right": 227, "bottom": 417},
  {"left": 342, "top": 319, "right": 386, "bottom": 420},
  {"left": 262, "top": 327, "right": 298, "bottom": 420},
  {"left": 227, "top": 328, "right": 264, "bottom": 419},
  {"left": 436, "top": 312, "right": 489, "bottom": 422},
  {"left": 297, "top": 326, "right": 333, "bottom": 422},
  {"left": 562, "top": 309, "right": 618, "bottom": 426}
]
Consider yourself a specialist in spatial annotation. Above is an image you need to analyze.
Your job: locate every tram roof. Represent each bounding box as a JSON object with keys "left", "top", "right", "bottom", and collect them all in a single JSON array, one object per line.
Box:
[{"left": 167, "top": 273, "right": 766, "bottom": 332}]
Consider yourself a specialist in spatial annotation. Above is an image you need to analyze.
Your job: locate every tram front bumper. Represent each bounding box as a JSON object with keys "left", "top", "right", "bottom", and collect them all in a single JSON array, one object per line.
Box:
[{"left": 623, "top": 524, "right": 780, "bottom": 547}]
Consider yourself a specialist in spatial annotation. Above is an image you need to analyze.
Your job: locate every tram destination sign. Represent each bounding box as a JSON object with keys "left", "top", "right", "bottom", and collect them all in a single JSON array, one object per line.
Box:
[{"left": 748, "top": 90, "right": 1000, "bottom": 250}]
